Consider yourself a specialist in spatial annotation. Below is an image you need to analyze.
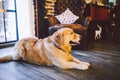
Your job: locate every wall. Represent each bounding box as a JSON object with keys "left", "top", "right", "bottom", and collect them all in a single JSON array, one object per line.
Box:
[{"left": 16, "top": 0, "right": 35, "bottom": 40}]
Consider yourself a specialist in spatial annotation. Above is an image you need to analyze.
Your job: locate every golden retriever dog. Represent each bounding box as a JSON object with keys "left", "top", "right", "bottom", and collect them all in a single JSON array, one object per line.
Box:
[{"left": 0, "top": 28, "right": 90, "bottom": 70}]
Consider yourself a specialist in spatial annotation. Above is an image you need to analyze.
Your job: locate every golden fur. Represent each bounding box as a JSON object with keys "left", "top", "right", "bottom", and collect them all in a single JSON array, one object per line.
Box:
[{"left": 0, "top": 28, "right": 90, "bottom": 70}]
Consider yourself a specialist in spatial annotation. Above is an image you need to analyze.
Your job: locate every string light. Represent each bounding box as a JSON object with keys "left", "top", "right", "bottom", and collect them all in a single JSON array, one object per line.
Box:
[{"left": 44, "top": 0, "right": 56, "bottom": 18}]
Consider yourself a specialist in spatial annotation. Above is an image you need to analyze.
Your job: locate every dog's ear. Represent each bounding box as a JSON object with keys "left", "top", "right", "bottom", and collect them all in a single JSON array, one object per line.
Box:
[{"left": 54, "top": 31, "right": 64, "bottom": 46}]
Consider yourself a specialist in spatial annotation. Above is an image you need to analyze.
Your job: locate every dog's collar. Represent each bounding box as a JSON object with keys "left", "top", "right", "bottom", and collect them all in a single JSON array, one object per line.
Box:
[{"left": 52, "top": 42, "right": 65, "bottom": 52}]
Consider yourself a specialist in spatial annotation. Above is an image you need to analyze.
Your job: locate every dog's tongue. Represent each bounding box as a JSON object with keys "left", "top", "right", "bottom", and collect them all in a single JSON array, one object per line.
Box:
[{"left": 76, "top": 41, "right": 80, "bottom": 44}]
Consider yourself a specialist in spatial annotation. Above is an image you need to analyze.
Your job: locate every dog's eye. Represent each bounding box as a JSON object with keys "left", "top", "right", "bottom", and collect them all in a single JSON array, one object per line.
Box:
[{"left": 71, "top": 32, "right": 74, "bottom": 34}]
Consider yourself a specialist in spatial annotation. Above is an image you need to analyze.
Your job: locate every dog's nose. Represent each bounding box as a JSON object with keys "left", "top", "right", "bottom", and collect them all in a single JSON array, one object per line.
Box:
[
  {"left": 79, "top": 34, "right": 82, "bottom": 39},
  {"left": 75, "top": 34, "right": 82, "bottom": 40},
  {"left": 76, "top": 34, "right": 82, "bottom": 39}
]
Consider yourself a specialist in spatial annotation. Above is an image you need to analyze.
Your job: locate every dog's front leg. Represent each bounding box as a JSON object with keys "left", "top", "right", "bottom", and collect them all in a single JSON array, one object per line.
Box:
[
  {"left": 73, "top": 57, "right": 90, "bottom": 66},
  {"left": 52, "top": 59, "right": 89, "bottom": 70}
]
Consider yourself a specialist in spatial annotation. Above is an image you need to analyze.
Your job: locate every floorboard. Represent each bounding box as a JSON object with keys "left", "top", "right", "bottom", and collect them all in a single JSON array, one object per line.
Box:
[{"left": 0, "top": 40, "right": 120, "bottom": 80}]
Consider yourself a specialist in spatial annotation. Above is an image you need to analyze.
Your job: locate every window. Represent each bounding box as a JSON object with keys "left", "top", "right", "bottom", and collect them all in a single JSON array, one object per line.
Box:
[
  {"left": 109, "top": 0, "right": 116, "bottom": 6},
  {"left": 0, "top": 0, "right": 18, "bottom": 43}
]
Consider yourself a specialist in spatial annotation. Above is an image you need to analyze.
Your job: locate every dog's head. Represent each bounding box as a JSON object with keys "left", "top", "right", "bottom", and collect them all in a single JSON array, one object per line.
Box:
[{"left": 50, "top": 28, "right": 81, "bottom": 53}]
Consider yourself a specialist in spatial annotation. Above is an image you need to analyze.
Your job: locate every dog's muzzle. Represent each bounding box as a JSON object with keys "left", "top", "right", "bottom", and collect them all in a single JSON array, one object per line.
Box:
[{"left": 69, "top": 34, "right": 81, "bottom": 46}]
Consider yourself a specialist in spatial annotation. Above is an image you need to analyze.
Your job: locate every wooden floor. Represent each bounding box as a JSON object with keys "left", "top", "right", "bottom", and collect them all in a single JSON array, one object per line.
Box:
[{"left": 0, "top": 40, "right": 120, "bottom": 80}]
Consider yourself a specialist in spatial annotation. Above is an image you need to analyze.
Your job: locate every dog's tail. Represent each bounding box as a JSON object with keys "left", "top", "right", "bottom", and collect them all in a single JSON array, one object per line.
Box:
[{"left": 0, "top": 53, "right": 13, "bottom": 62}]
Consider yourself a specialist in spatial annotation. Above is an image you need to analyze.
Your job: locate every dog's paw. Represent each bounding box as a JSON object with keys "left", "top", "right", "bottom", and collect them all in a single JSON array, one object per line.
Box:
[
  {"left": 76, "top": 62, "right": 90, "bottom": 70},
  {"left": 78, "top": 64, "right": 90, "bottom": 70},
  {"left": 80, "top": 62, "right": 90, "bottom": 66}
]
